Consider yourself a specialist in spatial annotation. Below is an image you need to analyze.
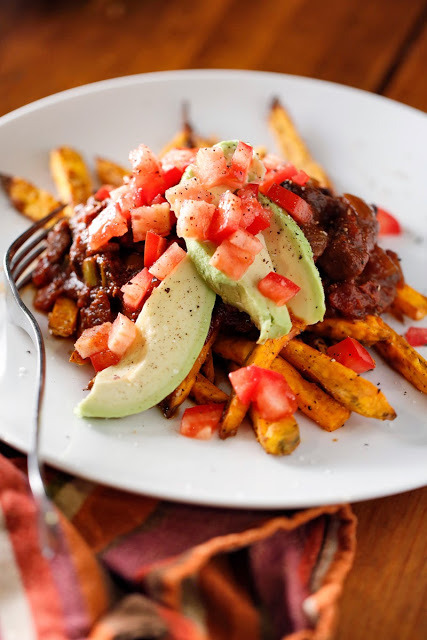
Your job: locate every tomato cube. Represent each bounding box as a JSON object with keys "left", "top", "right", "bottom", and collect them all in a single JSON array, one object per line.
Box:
[
  {"left": 144, "top": 231, "right": 167, "bottom": 269},
  {"left": 253, "top": 368, "right": 297, "bottom": 421},
  {"left": 74, "top": 322, "right": 112, "bottom": 359},
  {"left": 94, "top": 185, "right": 113, "bottom": 201},
  {"left": 87, "top": 202, "right": 129, "bottom": 251},
  {"left": 229, "top": 365, "right": 262, "bottom": 404},
  {"left": 257, "top": 272, "right": 301, "bottom": 306},
  {"left": 245, "top": 207, "right": 271, "bottom": 235},
  {"left": 149, "top": 242, "right": 187, "bottom": 280},
  {"left": 176, "top": 199, "right": 216, "bottom": 240},
  {"left": 209, "top": 240, "right": 255, "bottom": 280},
  {"left": 131, "top": 203, "right": 172, "bottom": 242},
  {"left": 404, "top": 327, "right": 427, "bottom": 347},
  {"left": 166, "top": 177, "right": 213, "bottom": 216},
  {"left": 259, "top": 163, "right": 297, "bottom": 194},
  {"left": 326, "top": 337, "right": 376, "bottom": 374},
  {"left": 121, "top": 267, "right": 153, "bottom": 311},
  {"left": 207, "top": 191, "right": 243, "bottom": 243},
  {"left": 266, "top": 184, "right": 313, "bottom": 224},
  {"left": 108, "top": 313, "right": 138, "bottom": 358},
  {"left": 90, "top": 349, "right": 120, "bottom": 372},
  {"left": 376, "top": 206, "right": 401, "bottom": 235},
  {"left": 292, "top": 170, "right": 310, "bottom": 186},
  {"left": 161, "top": 148, "right": 197, "bottom": 173},
  {"left": 194, "top": 147, "right": 229, "bottom": 189},
  {"left": 180, "top": 404, "right": 224, "bottom": 440},
  {"left": 129, "top": 144, "right": 166, "bottom": 202},
  {"left": 227, "top": 228, "right": 263, "bottom": 256},
  {"left": 229, "top": 141, "right": 253, "bottom": 187}
]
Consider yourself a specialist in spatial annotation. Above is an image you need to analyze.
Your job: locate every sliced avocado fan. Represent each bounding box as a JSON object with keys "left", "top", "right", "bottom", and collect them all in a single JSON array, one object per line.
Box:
[{"left": 77, "top": 256, "right": 215, "bottom": 418}]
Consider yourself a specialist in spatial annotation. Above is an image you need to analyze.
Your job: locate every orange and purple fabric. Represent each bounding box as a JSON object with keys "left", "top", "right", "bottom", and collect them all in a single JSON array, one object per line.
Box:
[{"left": 0, "top": 450, "right": 356, "bottom": 640}]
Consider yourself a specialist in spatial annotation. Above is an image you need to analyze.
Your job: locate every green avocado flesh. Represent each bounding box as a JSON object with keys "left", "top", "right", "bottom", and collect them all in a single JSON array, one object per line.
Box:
[
  {"left": 76, "top": 256, "right": 215, "bottom": 418},
  {"left": 259, "top": 194, "right": 325, "bottom": 325},
  {"left": 187, "top": 238, "right": 291, "bottom": 343}
]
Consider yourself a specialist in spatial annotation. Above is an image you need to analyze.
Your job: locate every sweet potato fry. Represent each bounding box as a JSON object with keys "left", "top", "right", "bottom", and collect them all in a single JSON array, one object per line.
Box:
[
  {"left": 1, "top": 174, "right": 61, "bottom": 221},
  {"left": 95, "top": 157, "right": 129, "bottom": 187},
  {"left": 309, "top": 315, "right": 391, "bottom": 345},
  {"left": 393, "top": 284, "right": 427, "bottom": 321},
  {"left": 281, "top": 339, "right": 396, "bottom": 420},
  {"left": 159, "top": 325, "right": 220, "bottom": 418},
  {"left": 190, "top": 373, "right": 228, "bottom": 405},
  {"left": 269, "top": 97, "right": 332, "bottom": 189},
  {"left": 48, "top": 296, "right": 78, "bottom": 337},
  {"left": 250, "top": 408, "right": 300, "bottom": 455},
  {"left": 50, "top": 146, "right": 92, "bottom": 207},
  {"left": 215, "top": 336, "right": 350, "bottom": 431},
  {"left": 218, "top": 328, "right": 303, "bottom": 439},
  {"left": 201, "top": 349, "right": 215, "bottom": 383},
  {"left": 374, "top": 322, "right": 427, "bottom": 394},
  {"left": 160, "top": 103, "right": 217, "bottom": 156}
]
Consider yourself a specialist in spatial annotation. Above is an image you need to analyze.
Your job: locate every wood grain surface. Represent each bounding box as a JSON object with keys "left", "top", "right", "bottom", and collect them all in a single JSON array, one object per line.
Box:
[{"left": 0, "top": 1, "right": 426, "bottom": 639}]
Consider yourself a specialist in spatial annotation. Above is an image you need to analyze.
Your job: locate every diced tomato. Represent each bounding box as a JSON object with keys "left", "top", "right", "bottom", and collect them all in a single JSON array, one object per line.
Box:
[
  {"left": 162, "top": 166, "right": 184, "bottom": 190},
  {"left": 161, "top": 148, "right": 197, "bottom": 173},
  {"left": 229, "top": 141, "right": 253, "bottom": 187},
  {"left": 292, "top": 170, "right": 310, "bottom": 186},
  {"left": 176, "top": 199, "right": 216, "bottom": 240},
  {"left": 166, "top": 177, "right": 213, "bottom": 216},
  {"left": 253, "top": 368, "right": 297, "bottom": 421},
  {"left": 227, "top": 228, "right": 263, "bottom": 256},
  {"left": 404, "top": 327, "right": 427, "bottom": 347},
  {"left": 87, "top": 202, "right": 128, "bottom": 251},
  {"left": 258, "top": 272, "right": 301, "bottom": 306},
  {"left": 144, "top": 231, "right": 167, "bottom": 269},
  {"left": 260, "top": 163, "right": 297, "bottom": 194},
  {"left": 229, "top": 365, "right": 262, "bottom": 404},
  {"left": 376, "top": 206, "right": 401, "bottom": 235},
  {"left": 246, "top": 207, "right": 271, "bottom": 235},
  {"left": 207, "top": 191, "right": 243, "bottom": 243},
  {"left": 194, "top": 147, "right": 229, "bottom": 189},
  {"left": 131, "top": 202, "right": 172, "bottom": 242},
  {"left": 94, "top": 185, "right": 113, "bottom": 201},
  {"left": 128, "top": 144, "right": 166, "bottom": 202},
  {"left": 262, "top": 154, "right": 286, "bottom": 171},
  {"left": 149, "top": 242, "right": 186, "bottom": 280},
  {"left": 237, "top": 183, "right": 271, "bottom": 233},
  {"left": 229, "top": 365, "right": 297, "bottom": 420},
  {"left": 326, "top": 337, "right": 376, "bottom": 374},
  {"left": 108, "top": 313, "right": 137, "bottom": 358},
  {"left": 180, "top": 404, "right": 225, "bottom": 440},
  {"left": 266, "top": 183, "right": 313, "bottom": 224},
  {"left": 74, "top": 322, "right": 112, "bottom": 359},
  {"left": 151, "top": 194, "right": 167, "bottom": 205},
  {"left": 90, "top": 349, "right": 120, "bottom": 372},
  {"left": 109, "top": 185, "right": 128, "bottom": 202},
  {"left": 209, "top": 240, "right": 255, "bottom": 280},
  {"left": 121, "top": 267, "right": 154, "bottom": 311}
]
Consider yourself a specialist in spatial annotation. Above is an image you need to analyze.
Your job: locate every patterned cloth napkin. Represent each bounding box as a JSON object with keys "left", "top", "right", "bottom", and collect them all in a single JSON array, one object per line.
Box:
[{"left": 0, "top": 451, "right": 356, "bottom": 640}]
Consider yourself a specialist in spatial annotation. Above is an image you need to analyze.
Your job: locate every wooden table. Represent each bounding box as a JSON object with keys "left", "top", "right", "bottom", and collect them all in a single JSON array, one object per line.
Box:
[{"left": 1, "top": 1, "right": 426, "bottom": 638}]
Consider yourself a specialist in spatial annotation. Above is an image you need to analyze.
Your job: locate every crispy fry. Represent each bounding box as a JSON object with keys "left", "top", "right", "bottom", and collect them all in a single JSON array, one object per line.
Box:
[
  {"left": 160, "top": 103, "right": 217, "bottom": 156},
  {"left": 50, "top": 146, "right": 92, "bottom": 207},
  {"left": 95, "top": 157, "right": 129, "bottom": 187},
  {"left": 69, "top": 350, "right": 87, "bottom": 365},
  {"left": 218, "top": 328, "right": 303, "bottom": 439},
  {"left": 387, "top": 301, "right": 405, "bottom": 323},
  {"left": 254, "top": 145, "right": 268, "bottom": 160},
  {"left": 215, "top": 336, "right": 350, "bottom": 431},
  {"left": 190, "top": 373, "right": 228, "bottom": 405},
  {"left": 281, "top": 339, "right": 396, "bottom": 420},
  {"left": 269, "top": 97, "right": 332, "bottom": 189},
  {"left": 309, "top": 315, "right": 392, "bottom": 345},
  {"left": 48, "top": 296, "right": 78, "bottom": 337},
  {"left": 393, "top": 284, "right": 427, "bottom": 321},
  {"left": 250, "top": 408, "right": 300, "bottom": 455},
  {"left": 374, "top": 321, "right": 427, "bottom": 394},
  {"left": 159, "top": 325, "right": 220, "bottom": 418},
  {"left": 1, "top": 174, "right": 61, "bottom": 221},
  {"left": 201, "top": 349, "right": 215, "bottom": 383}
]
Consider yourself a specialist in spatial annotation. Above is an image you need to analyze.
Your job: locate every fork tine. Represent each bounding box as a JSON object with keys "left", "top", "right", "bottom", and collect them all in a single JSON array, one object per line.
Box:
[
  {"left": 10, "top": 226, "right": 50, "bottom": 271},
  {"left": 7, "top": 204, "right": 66, "bottom": 259},
  {"left": 13, "top": 244, "right": 47, "bottom": 283}
]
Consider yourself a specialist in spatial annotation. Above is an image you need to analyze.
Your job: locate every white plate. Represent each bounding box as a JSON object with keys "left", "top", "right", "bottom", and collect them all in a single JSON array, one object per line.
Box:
[{"left": 1, "top": 70, "right": 426, "bottom": 508}]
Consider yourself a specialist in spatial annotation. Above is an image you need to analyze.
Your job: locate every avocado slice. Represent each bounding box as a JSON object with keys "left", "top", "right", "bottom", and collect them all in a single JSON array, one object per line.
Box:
[
  {"left": 76, "top": 256, "right": 215, "bottom": 418},
  {"left": 259, "top": 194, "right": 325, "bottom": 325},
  {"left": 187, "top": 237, "right": 292, "bottom": 343}
]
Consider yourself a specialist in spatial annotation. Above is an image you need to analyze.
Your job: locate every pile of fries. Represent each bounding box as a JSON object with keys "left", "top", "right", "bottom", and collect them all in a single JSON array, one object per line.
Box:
[{"left": 2, "top": 100, "right": 427, "bottom": 456}]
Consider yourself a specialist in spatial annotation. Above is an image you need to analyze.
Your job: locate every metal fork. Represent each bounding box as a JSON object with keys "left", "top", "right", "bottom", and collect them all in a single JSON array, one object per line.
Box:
[{"left": 3, "top": 205, "right": 66, "bottom": 558}]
